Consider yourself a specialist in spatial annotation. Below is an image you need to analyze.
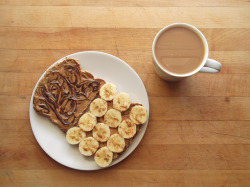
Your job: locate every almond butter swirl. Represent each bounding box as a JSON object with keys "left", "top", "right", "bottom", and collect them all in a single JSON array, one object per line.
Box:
[{"left": 33, "top": 58, "right": 105, "bottom": 132}]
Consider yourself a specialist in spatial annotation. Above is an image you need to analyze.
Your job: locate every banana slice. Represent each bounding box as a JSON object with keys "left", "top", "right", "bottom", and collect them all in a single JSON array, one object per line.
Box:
[
  {"left": 90, "top": 98, "right": 108, "bottom": 117},
  {"left": 100, "top": 83, "right": 117, "bottom": 101},
  {"left": 130, "top": 105, "right": 148, "bottom": 124},
  {"left": 94, "top": 146, "right": 113, "bottom": 168},
  {"left": 104, "top": 109, "right": 122, "bottom": 128},
  {"left": 92, "top": 123, "right": 110, "bottom": 142},
  {"left": 79, "top": 137, "right": 99, "bottom": 156},
  {"left": 78, "top": 112, "right": 97, "bottom": 132},
  {"left": 107, "top": 134, "right": 125, "bottom": 153},
  {"left": 66, "top": 127, "right": 86, "bottom": 145},
  {"left": 118, "top": 119, "right": 136, "bottom": 139},
  {"left": 113, "top": 92, "right": 131, "bottom": 112}
]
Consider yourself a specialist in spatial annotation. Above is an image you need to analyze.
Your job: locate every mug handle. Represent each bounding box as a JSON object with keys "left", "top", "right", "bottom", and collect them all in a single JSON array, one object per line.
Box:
[{"left": 199, "top": 58, "right": 222, "bottom": 73}]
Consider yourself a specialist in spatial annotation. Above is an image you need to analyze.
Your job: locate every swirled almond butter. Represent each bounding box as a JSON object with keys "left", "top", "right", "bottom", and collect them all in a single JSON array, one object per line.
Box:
[{"left": 33, "top": 58, "right": 105, "bottom": 132}]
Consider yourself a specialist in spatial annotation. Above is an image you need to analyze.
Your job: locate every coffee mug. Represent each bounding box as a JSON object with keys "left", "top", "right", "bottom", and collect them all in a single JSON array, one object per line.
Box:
[{"left": 152, "top": 23, "right": 222, "bottom": 81}]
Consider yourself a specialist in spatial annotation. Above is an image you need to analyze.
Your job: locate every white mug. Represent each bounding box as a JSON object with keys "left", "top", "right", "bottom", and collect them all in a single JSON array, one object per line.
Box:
[{"left": 152, "top": 23, "right": 222, "bottom": 81}]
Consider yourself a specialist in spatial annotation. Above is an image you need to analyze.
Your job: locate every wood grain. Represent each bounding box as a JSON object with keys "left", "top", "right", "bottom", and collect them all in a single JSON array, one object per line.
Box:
[
  {"left": 144, "top": 121, "right": 250, "bottom": 145},
  {"left": 0, "top": 1, "right": 250, "bottom": 186},
  {"left": 0, "top": 170, "right": 249, "bottom": 187},
  {"left": 1, "top": 0, "right": 249, "bottom": 7},
  {"left": 0, "top": 7, "right": 249, "bottom": 28},
  {"left": 150, "top": 97, "right": 250, "bottom": 121},
  {"left": 142, "top": 74, "right": 250, "bottom": 96}
]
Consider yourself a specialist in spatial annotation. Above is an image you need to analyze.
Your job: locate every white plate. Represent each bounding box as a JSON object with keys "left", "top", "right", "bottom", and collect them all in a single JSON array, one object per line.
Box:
[{"left": 29, "top": 51, "right": 149, "bottom": 170}]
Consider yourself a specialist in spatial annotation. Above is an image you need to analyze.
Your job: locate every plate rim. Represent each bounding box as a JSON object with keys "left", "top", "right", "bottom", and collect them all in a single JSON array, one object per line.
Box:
[{"left": 29, "top": 51, "right": 149, "bottom": 170}]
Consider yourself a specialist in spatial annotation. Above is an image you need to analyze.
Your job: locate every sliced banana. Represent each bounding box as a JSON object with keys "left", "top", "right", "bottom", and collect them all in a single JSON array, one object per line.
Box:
[
  {"left": 90, "top": 98, "right": 108, "bottom": 117},
  {"left": 107, "top": 134, "right": 125, "bottom": 153},
  {"left": 113, "top": 92, "right": 131, "bottom": 112},
  {"left": 118, "top": 119, "right": 136, "bottom": 139},
  {"left": 78, "top": 112, "right": 97, "bottom": 132},
  {"left": 92, "top": 123, "right": 110, "bottom": 142},
  {"left": 104, "top": 109, "right": 122, "bottom": 128},
  {"left": 130, "top": 105, "right": 148, "bottom": 124},
  {"left": 66, "top": 127, "right": 86, "bottom": 145},
  {"left": 94, "top": 146, "right": 113, "bottom": 168},
  {"left": 79, "top": 137, "right": 99, "bottom": 156},
  {"left": 100, "top": 83, "right": 117, "bottom": 101}
]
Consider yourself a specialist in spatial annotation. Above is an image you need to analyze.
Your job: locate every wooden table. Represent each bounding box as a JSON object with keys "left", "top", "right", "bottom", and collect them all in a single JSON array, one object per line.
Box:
[{"left": 1, "top": 1, "right": 250, "bottom": 186}]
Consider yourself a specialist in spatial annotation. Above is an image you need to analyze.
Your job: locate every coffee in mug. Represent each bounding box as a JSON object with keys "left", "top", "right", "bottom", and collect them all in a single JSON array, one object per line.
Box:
[{"left": 152, "top": 23, "right": 222, "bottom": 81}]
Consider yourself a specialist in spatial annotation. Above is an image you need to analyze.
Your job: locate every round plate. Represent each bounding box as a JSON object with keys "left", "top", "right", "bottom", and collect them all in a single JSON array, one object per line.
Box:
[{"left": 29, "top": 51, "right": 149, "bottom": 170}]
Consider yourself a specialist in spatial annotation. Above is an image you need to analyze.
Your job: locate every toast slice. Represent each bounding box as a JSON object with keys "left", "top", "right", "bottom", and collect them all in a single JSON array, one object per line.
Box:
[{"left": 33, "top": 58, "right": 105, "bottom": 132}]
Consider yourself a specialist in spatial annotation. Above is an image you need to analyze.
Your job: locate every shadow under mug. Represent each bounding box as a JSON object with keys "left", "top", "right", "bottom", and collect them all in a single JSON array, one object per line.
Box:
[{"left": 152, "top": 23, "right": 222, "bottom": 81}]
